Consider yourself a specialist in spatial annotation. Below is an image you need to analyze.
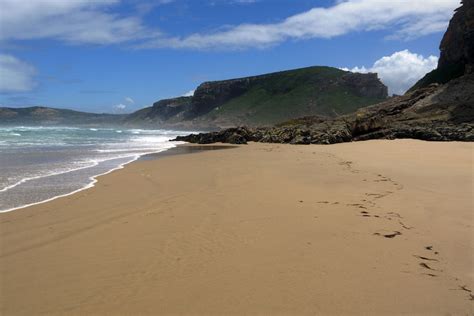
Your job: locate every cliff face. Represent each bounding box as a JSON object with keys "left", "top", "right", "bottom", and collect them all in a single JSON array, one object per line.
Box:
[
  {"left": 339, "top": 73, "right": 388, "bottom": 98},
  {"left": 438, "top": 0, "right": 474, "bottom": 72},
  {"left": 125, "top": 66, "right": 388, "bottom": 128},
  {"left": 411, "top": 0, "right": 474, "bottom": 91},
  {"left": 190, "top": 78, "right": 254, "bottom": 118}
]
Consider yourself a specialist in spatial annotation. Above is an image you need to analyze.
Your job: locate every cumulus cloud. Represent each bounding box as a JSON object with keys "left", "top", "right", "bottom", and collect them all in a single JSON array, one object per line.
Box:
[
  {"left": 140, "top": 0, "right": 458, "bottom": 49},
  {"left": 125, "top": 97, "right": 135, "bottom": 104},
  {"left": 0, "top": 54, "right": 37, "bottom": 93},
  {"left": 344, "top": 50, "right": 438, "bottom": 95}
]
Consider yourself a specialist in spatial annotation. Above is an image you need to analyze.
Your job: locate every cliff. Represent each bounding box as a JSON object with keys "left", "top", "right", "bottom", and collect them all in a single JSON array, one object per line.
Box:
[
  {"left": 410, "top": 0, "right": 474, "bottom": 91},
  {"left": 125, "top": 66, "right": 388, "bottom": 128}
]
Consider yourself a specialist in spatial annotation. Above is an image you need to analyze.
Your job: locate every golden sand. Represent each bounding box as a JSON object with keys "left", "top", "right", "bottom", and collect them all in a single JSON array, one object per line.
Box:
[{"left": 0, "top": 140, "right": 472, "bottom": 315}]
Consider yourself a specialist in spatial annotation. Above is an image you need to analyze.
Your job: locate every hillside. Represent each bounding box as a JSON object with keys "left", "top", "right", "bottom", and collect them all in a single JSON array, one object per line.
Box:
[
  {"left": 0, "top": 107, "right": 124, "bottom": 126},
  {"left": 125, "top": 66, "right": 388, "bottom": 128}
]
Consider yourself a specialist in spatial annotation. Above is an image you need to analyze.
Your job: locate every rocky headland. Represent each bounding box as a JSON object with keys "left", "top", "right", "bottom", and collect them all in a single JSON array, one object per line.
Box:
[
  {"left": 124, "top": 67, "right": 388, "bottom": 129},
  {"left": 175, "top": 0, "right": 474, "bottom": 145}
]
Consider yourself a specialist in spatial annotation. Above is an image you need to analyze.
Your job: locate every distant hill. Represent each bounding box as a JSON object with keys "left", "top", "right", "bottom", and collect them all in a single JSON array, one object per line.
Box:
[
  {"left": 2, "top": 68, "right": 388, "bottom": 129},
  {"left": 125, "top": 66, "right": 388, "bottom": 128},
  {"left": 0, "top": 107, "right": 124, "bottom": 126}
]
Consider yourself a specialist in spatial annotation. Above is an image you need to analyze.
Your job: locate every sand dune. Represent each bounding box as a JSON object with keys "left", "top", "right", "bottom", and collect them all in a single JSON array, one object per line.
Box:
[{"left": 0, "top": 140, "right": 472, "bottom": 315}]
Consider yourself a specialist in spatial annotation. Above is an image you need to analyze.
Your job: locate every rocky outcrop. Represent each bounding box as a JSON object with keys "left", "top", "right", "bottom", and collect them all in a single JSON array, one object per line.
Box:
[
  {"left": 438, "top": 0, "right": 474, "bottom": 72},
  {"left": 410, "top": 0, "right": 474, "bottom": 91},
  {"left": 151, "top": 97, "right": 193, "bottom": 120},
  {"left": 339, "top": 73, "right": 388, "bottom": 98},
  {"left": 174, "top": 74, "right": 474, "bottom": 144},
  {"left": 189, "top": 77, "right": 255, "bottom": 118}
]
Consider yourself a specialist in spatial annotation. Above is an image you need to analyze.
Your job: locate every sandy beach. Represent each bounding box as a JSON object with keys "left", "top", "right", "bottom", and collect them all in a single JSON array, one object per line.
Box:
[{"left": 0, "top": 140, "right": 472, "bottom": 315}]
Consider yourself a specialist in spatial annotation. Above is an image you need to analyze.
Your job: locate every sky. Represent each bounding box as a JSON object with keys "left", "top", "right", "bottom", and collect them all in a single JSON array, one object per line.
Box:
[{"left": 0, "top": 0, "right": 461, "bottom": 113}]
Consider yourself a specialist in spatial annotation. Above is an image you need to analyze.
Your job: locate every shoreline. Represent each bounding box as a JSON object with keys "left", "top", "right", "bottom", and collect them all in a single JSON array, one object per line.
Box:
[
  {"left": 0, "top": 140, "right": 472, "bottom": 315},
  {"left": 0, "top": 143, "right": 235, "bottom": 213}
]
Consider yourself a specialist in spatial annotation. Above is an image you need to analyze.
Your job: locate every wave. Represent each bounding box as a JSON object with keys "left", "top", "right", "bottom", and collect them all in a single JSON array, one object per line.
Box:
[
  {"left": 0, "top": 145, "right": 178, "bottom": 213},
  {"left": 0, "top": 142, "right": 174, "bottom": 194}
]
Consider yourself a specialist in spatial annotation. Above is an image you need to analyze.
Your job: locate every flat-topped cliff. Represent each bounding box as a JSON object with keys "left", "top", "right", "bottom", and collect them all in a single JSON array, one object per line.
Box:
[{"left": 125, "top": 66, "right": 388, "bottom": 129}]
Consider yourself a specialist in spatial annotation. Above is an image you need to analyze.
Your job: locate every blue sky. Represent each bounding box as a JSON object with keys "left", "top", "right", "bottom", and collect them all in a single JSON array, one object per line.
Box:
[{"left": 0, "top": 0, "right": 460, "bottom": 113}]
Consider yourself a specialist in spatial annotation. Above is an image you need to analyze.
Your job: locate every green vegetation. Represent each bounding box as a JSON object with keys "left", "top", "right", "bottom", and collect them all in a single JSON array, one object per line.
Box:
[{"left": 201, "top": 66, "right": 385, "bottom": 126}]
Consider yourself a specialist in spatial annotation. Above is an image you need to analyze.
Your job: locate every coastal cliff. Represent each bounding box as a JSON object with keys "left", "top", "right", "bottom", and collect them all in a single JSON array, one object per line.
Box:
[
  {"left": 125, "top": 66, "right": 388, "bottom": 128},
  {"left": 175, "top": 1, "right": 474, "bottom": 144},
  {"left": 411, "top": 0, "right": 473, "bottom": 90}
]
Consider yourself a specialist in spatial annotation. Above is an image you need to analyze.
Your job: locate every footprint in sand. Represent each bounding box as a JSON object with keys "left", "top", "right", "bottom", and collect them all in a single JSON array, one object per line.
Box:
[
  {"left": 413, "top": 255, "right": 438, "bottom": 262},
  {"left": 373, "top": 231, "right": 402, "bottom": 239}
]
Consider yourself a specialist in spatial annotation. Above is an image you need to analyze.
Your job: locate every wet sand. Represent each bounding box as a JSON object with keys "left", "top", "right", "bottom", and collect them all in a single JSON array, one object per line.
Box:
[{"left": 0, "top": 140, "right": 472, "bottom": 315}]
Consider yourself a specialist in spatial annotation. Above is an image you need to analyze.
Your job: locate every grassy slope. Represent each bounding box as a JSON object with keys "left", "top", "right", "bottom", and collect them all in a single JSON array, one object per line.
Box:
[{"left": 199, "top": 67, "right": 385, "bottom": 126}]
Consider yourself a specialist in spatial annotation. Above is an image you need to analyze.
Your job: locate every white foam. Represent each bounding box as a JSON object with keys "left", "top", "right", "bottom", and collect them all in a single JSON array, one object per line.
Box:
[
  {"left": 0, "top": 161, "right": 99, "bottom": 193},
  {"left": 0, "top": 146, "right": 175, "bottom": 193},
  {"left": 0, "top": 144, "right": 179, "bottom": 213}
]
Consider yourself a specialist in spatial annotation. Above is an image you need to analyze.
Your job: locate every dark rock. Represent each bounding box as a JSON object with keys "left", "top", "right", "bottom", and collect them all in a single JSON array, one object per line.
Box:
[
  {"left": 410, "top": 1, "right": 474, "bottom": 91},
  {"left": 438, "top": 0, "right": 474, "bottom": 71}
]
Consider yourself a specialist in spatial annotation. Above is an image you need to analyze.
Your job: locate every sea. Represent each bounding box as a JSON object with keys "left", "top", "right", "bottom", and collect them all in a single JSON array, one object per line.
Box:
[{"left": 0, "top": 126, "right": 189, "bottom": 212}]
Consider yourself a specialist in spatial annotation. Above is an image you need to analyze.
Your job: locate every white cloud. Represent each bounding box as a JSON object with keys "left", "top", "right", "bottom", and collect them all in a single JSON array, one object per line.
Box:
[
  {"left": 345, "top": 50, "right": 438, "bottom": 95},
  {"left": 125, "top": 97, "right": 135, "bottom": 104},
  {"left": 183, "top": 90, "right": 195, "bottom": 97},
  {"left": 114, "top": 103, "right": 127, "bottom": 110},
  {"left": 140, "top": 0, "right": 458, "bottom": 49},
  {"left": 0, "top": 0, "right": 155, "bottom": 45},
  {"left": 0, "top": 54, "right": 36, "bottom": 93},
  {"left": 0, "top": 0, "right": 458, "bottom": 50}
]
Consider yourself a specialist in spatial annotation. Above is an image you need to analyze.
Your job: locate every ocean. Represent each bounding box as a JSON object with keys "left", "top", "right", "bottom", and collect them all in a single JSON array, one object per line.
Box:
[{"left": 0, "top": 126, "right": 188, "bottom": 212}]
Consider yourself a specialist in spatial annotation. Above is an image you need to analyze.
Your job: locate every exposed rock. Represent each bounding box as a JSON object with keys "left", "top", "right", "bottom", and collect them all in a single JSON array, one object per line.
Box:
[
  {"left": 340, "top": 72, "right": 388, "bottom": 98},
  {"left": 438, "top": 0, "right": 474, "bottom": 71},
  {"left": 151, "top": 97, "right": 193, "bottom": 120},
  {"left": 410, "top": 0, "right": 474, "bottom": 90}
]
